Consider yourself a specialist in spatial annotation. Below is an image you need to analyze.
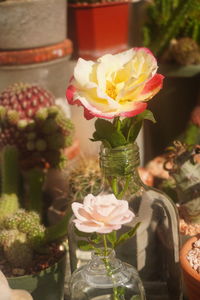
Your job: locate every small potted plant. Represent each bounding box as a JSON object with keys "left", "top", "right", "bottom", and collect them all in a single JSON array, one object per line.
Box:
[
  {"left": 180, "top": 235, "right": 200, "bottom": 300},
  {"left": 0, "top": 82, "right": 75, "bottom": 300},
  {"left": 67, "top": 0, "right": 130, "bottom": 60}
]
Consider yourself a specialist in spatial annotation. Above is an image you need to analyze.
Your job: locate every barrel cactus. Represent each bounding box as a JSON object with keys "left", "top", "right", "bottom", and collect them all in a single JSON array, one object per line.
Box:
[
  {"left": 67, "top": 158, "right": 102, "bottom": 203},
  {"left": 0, "top": 82, "right": 74, "bottom": 169}
]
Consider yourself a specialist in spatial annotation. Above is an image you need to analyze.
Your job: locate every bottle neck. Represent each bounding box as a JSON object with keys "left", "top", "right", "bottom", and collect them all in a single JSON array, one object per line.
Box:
[
  {"left": 100, "top": 143, "right": 140, "bottom": 176},
  {"left": 99, "top": 143, "right": 142, "bottom": 199},
  {"left": 86, "top": 248, "right": 121, "bottom": 274}
]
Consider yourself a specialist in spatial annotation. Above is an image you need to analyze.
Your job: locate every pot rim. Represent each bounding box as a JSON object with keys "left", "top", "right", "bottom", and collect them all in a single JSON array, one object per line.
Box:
[
  {"left": 180, "top": 235, "right": 200, "bottom": 282},
  {"left": 68, "top": 0, "right": 129, "bottom": 9},
  {"left": 7, "top": 250, "right": 66, "bottom": 280}
]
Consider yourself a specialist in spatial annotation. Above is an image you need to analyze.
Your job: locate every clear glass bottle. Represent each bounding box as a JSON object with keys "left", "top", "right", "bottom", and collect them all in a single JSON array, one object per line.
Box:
[
  {"left": 70, "top": 249, "right": 146, "bottom": 300},
  {"left": 68, "top": 143, "right": 182, "bottom": 300}
]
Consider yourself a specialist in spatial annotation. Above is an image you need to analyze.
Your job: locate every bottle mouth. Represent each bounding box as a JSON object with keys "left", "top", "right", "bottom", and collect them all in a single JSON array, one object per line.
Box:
[{"left": 100, "top": 143, "right": 140, "bottom": 175}]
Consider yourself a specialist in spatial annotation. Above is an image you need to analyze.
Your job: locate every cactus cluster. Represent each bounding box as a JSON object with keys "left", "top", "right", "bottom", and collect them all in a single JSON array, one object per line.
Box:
[
  {"left": 0, "top": 82, "right": 74, "bottom": 169},
  {"left": 143, "top": 0, "right": 200, "bottom": 58},
  {"left": 0, "top": 210, "right": 45, "bottom": 268},
  {"left": 67, "top": 158, "right": 102, "bottom": 203},
  {"left": 0, "top": 145, "right": 70, "bottom": 271}
]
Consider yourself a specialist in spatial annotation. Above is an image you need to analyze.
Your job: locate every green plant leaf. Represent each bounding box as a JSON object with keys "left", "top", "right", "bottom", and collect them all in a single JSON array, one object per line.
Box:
[
  {"left": 115, "top": 222, "right": 141, "bottom": 247},
  {"left": 127, "top": 110, "right": 156, "bottom": 143},
  {"left": 90, "top": 233, "right": 102, "bottom": 244},
  {"left": 78, "top": 240, "right": 94, "bottom": 251},
  {"left": 92, "top": 119, "right": 127, "bottom": 148},
  {"left": 107, "top": 231, "right": 117, "bottom": 248}
]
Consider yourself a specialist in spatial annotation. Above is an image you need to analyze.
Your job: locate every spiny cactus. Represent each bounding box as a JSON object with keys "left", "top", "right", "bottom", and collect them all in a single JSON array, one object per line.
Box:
[
  {"left": 143, "top": 0, "right": 200, "bottom": 58},
  {"left": 68, "top": 158, "right": 102, "bottom": 203},
  {"left": 0, "top": 82, "right": 74, "bottom": 169},
  {"left": 164, "top": 142, "right": 200, "bottom": 224},
  {"left": 0, "top": 209, "right": 45, "bottom": 268},
  {"left": 0, "top": 146, "right": 20, "bottom": 222}
]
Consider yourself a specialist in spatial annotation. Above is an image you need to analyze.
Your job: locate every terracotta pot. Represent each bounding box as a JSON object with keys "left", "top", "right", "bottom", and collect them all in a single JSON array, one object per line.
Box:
[
  {"left": 68, "top": 1, "right": 130, "bottom": 60},
  {"left": 180, "top": 235, "right": 200, "bottom": 300}
]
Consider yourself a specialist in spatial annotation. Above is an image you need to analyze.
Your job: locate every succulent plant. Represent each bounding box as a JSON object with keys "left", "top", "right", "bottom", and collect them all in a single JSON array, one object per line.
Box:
[
  {"left": 0, "top": 82, "right": 74, "bottom": 169},
  {"left": 164, "top": 141, "right": 200, "bottom": 225},
  {"left": 67, "top": 158, "right": 102, "bottom": 203},
  {"left": 0, "top": 210, "right": 45, "bottom": 268},
  {"left": 143, "top": 0, "right": 200, "bottom": 58},
  {"left": 0, "top": 145, "right": 70, "bottom": 271},
  {"left": 171, "top": 37, "right": 200, "bottom": 65}
]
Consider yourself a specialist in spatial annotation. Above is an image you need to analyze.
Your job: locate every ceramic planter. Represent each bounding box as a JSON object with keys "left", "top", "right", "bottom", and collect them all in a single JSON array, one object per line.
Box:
[
  {"left": 8, "top": 253, "right": 67, "bottom": 300},
  {"left": 0, "top": 56, "right": 72, "bottom": 98},
  {"left": 180, "top": 236, "right": 200, "bottom": 300},
  {"left": 68, "top": 1, "right": 130, "bottom": 60},
  {"left": 0, "top": 0, "right": 66, "bottom": 50}
]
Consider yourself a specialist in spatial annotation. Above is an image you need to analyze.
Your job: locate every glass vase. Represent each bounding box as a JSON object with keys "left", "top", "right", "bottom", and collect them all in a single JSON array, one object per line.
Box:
[
  {"left": 70, "top": 249, "right": 146, "bottom": 300},
  {"left": 68, "top": 143, "right": 182, "bottom": 300}
]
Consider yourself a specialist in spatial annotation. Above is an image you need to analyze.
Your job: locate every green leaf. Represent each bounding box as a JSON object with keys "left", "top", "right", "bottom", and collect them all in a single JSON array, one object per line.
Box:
[
  {"left": 90, "top": 233, "right": 102, "bottom": 244},
  {"left": 115, "top": 222, "right": 141, "bottom": 247},
  {"left": 127, "top": 121, "right": 143, "bottom": 143},
  {"left": 107, "top": 231, "right": 117, "bottom": 247},
  {"left": 92, "top": 119, "right": 127, "bottom": 148},
  {"left": 77, "top": 240, "right": 94, "bottom": 251},
  {"left": 127, "top": 110, "right": 156, "bottom": 143}
]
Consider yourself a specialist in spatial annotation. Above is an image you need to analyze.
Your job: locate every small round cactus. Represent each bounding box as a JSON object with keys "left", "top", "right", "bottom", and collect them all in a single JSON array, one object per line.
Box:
[
  {"left": 0, "top": 209, "right": 46, "bottom": 269},
  {"left": 171, "top": 38, "right": 200, "bottom": 65},
  {"left": 67, "top": 158, "right": 102, "bottom": 203}
]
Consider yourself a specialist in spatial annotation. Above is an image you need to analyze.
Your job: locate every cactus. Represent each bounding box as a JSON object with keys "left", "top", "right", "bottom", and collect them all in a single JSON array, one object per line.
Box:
[
  {"left": 0, "top": 83, "right": 74, "bottom": 169},
  {"left": 171, "top": 38, "right": 200, "bottom": 65},
  {"left": 143, "top": 0, "right": 200, "bottom": 58},
  {"left": 0, "top": 210, "right": 45, "bottom": 268},
  {"left": 0, "top": 85, "right": 74, "bottom": 271},
  {"left": 67, "top": 158, "right": 102, "bottom": 203},
  {"left": 164, "top": 142, "right": 200, "bottom": 224},
  {"left": 0, "top": 146, "right": 20, "bottom": 222}
]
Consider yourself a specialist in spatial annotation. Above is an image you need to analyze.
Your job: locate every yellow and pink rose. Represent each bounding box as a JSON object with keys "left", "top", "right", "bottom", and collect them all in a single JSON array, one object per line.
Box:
[{"left": 66, "top": 48, "right": 164, "bottom": 120}]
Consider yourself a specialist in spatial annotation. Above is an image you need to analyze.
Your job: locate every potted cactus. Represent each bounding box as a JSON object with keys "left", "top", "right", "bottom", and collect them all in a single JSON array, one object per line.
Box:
[
  {"left": 141, "top": 0, "right": 200, "bottom": 159},
  {"left": 142, "top": 0, "right": 200, "bottom": 66},
  {"left": 68, "top": 0, "right": 130, "bottom": 60},
  {"left": 0, "top": 82, "right": 75, "bottom": 300}
]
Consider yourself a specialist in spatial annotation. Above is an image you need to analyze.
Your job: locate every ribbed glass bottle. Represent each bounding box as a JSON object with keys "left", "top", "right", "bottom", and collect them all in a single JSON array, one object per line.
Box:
[
  {"left": 70, "top": 249, "right": 146, "bottom": 300},
  {"left": 68, "top": 143, "right": 182, "bottom": 300}
]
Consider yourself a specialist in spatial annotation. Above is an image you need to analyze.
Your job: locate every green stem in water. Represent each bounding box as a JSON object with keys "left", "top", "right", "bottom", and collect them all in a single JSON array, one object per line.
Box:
[
  {"left": 102, "top": 234, "right": 124, "bottom": 300},
  {"left": 117, "top": 175, "right": 131, "bottom": 200},
  {"left": 111, "top": 178, "right": 119, "bottom": 198}
]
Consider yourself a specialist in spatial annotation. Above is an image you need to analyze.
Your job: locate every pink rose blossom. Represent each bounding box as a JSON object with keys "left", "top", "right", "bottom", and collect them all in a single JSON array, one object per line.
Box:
[
  {"left": 72, "top": 194, "right": 134, "bottom": 233},
  {"left": 66, "top": 48, "right": 164, "bottom": 120}
]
